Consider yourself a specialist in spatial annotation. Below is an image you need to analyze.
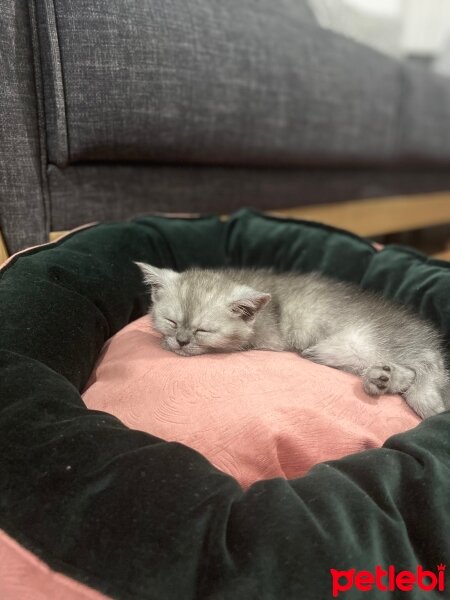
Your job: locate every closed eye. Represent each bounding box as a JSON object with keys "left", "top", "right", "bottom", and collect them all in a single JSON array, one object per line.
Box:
[
  {"left": 165, "top": 318, "right": 177, "bottom": 328},
  {"left": 195, "top": 329, "right": 213, "bottom": 334}
]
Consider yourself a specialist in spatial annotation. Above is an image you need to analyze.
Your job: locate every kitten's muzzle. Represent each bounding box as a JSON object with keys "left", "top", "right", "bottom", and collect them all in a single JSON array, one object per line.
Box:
[{"left": 176, "top": 334, "right": 190, "bottom": 347}]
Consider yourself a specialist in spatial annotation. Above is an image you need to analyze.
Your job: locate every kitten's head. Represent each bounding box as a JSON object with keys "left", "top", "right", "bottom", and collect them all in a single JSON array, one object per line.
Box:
[{"left": 135, "top": 263, "right": 271, "bottom": 356}]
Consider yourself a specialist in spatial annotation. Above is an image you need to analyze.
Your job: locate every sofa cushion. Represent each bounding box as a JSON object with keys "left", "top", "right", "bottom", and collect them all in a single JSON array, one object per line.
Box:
[
  {"left": 36, "top": 0, "right": 450, "bottom": 170},
  {"left": 37, "top": 0, "right": 404, "bottom": 167}
]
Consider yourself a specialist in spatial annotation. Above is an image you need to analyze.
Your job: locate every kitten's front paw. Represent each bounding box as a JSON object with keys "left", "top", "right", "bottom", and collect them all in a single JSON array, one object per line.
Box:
[{"left": 363, "top": 365, "right": 392, "bottom": 396}]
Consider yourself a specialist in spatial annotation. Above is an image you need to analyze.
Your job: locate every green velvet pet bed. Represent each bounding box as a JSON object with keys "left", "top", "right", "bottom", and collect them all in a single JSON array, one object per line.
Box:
[{"left": 1, "top": 209, "right": 449, "bottom": 599}]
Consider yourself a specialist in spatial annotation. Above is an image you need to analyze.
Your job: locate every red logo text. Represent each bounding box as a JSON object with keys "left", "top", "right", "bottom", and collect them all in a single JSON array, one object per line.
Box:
[{"left": 330, "top": 564, "right": 446, "bottom": 597}]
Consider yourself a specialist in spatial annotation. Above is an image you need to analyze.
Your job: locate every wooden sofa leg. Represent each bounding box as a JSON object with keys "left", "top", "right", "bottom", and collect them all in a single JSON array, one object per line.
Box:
[{"left": 0, "top": 229, "right": 9, "bottom": 264}]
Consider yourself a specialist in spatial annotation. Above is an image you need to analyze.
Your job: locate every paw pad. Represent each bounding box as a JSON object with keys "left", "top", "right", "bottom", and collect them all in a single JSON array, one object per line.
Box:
[{"left": 364, "top": 365, "right": 393, "bottom": 396}]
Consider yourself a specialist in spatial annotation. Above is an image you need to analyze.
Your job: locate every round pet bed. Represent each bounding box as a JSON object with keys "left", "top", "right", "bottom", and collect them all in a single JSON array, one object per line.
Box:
[{"left": 1, "top": 209, "right": 449, "bottom": 600}]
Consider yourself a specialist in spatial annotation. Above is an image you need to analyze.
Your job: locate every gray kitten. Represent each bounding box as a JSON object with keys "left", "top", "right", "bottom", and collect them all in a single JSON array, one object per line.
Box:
[{"left": 136, "top": 263, "right": 449, "bottom": 419}]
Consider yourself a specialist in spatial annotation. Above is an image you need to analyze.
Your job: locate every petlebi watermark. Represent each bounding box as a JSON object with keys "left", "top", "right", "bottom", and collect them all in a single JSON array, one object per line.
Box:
[{"left": 330, "top": 564, "right": 446, "bottom": 597}]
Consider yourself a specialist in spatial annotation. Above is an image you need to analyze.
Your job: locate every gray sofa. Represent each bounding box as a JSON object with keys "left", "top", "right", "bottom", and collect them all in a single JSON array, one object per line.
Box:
[{"left": 2, "top": 0, "right": 450, "bottom": 254}]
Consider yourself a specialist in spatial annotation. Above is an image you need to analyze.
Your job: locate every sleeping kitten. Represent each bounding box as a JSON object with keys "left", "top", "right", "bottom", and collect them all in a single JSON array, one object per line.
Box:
[{"left": 136, "top": 263, "right": 449, "bottom": 419}]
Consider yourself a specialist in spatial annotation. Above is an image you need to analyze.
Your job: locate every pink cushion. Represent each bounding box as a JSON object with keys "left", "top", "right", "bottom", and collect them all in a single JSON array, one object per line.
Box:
[
  {"left": 0, "top": 530, "right": 109, "bottom": 600},
  {"left": 83, "top": 317, "right": 420, "bottom": 488}
]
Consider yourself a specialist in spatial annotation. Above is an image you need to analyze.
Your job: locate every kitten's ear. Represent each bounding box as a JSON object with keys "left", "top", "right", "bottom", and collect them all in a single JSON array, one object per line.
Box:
[
  {"left": 134, "top": 262, "right": 178, "bottom": 294},
  {"left": 229, "top": 287, "right": 271, "bottom": 322}
]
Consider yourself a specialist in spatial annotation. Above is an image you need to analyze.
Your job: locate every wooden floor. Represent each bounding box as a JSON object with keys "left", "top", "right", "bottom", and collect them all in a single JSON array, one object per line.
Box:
[
  {"left": 432, "top": 248, "right": 450, "bottom": 261},
  {"left": 269, "top": 191, "right": 450, "bottom": 238}
]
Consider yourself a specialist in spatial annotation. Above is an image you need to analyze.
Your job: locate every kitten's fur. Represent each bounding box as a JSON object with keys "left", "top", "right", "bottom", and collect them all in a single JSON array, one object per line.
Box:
[{"left": 136, "top": 263, "right": 449, "bottom": 419}]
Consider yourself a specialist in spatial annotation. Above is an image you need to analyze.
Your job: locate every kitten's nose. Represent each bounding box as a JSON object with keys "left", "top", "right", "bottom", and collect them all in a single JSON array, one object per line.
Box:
[{"left": 176, "top": 335, "right": 190, "bottom": 347}]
